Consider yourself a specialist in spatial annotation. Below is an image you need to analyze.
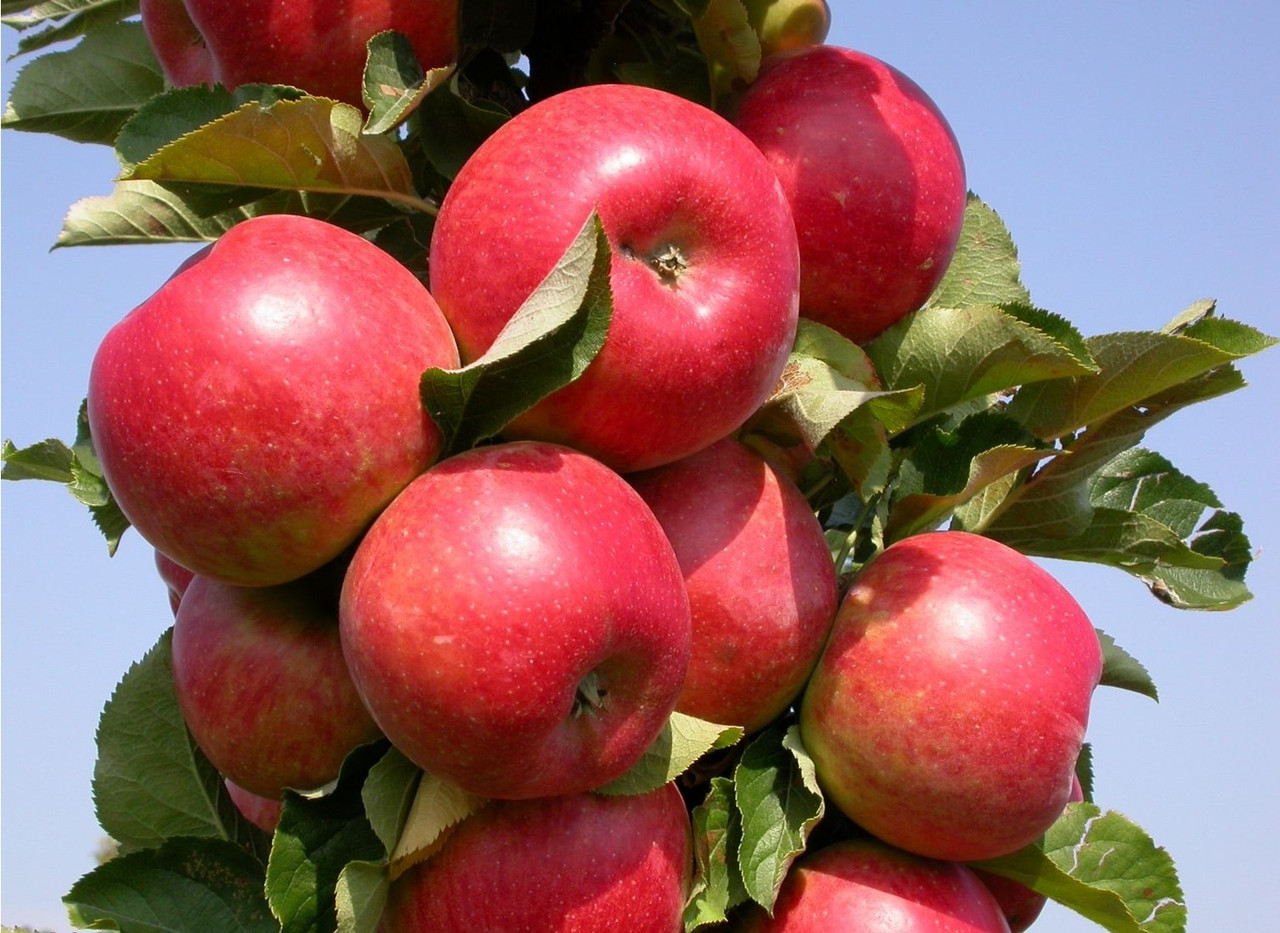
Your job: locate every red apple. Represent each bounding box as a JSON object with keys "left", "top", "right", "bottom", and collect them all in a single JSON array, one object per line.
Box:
[
  {"left": 799, "top": 531, "right": 1103, "bottom": 862},
  {"left": 429, "top": 82, "right": 800, "bottom": 473},
  {"left": 973, "top": 776, "right": 1085, "bottom": 933},
  {"left": 382, "top": 783, "right": 691, "bottom": 932},
  {"left": 734, "top": 837, "right": 1011, "bottom": 932},
  {"left": 629, "top": 437, "right": 837, "bottom": 732},
  {"left": 140, "top": 0, "right": 458, "bottom": 107},
  {"left": 154, "top": 548, "right": 195, "bottom": 615},
  {"left": 172, "top": 571, "right": 383, "bottom": 800},
  {"left": 743, "top": 0, "right": 832, "bottom": 57},
  {"left": 224, "top": 778, "right": 283, "bottom": 834},
  {"left": 87, "top": 214, "right": 459, "bottom": 587},
  {"left": 730, "top": 45, "right": 967, "bottom": 344},
  {"left": 339, "top": 441, "right": 692, "bottom": 799},
  {"left": 139, "top": 0, "right": 214, "bottom": 87}
]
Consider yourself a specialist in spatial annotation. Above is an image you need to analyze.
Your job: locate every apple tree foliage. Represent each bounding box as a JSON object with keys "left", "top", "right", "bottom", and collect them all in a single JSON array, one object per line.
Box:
[{"left": 2, "top": 1, "right": 1275, "bottom": 932}]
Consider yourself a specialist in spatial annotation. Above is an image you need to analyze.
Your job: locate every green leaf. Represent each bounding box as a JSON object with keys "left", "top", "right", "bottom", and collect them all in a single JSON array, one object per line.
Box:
[
  {"left": 1007, "top": 306, "right": 1277, "bottom": 441},
  {"left": 362, "top": 30, "right": 455, "bottom": 136},
  {"left": 415, "top": 71, "right": 511, "bottom": 180},
  {"left": 3, "top": 0, "right": 139, "bottom": 56},
  {"left": 420, "top": 212, "right": 614, "bottom": 456},
  {"left": 65, "top": 837, "right": 277, "bottom": 933},
  {"left": 1097, "top": 630, "right": 1159, "bottom": 701},
  {"left": 889, "top": 409, "right": 1054, "bottom": 542},
  {"left": 684, "top": 776, "right": 748, "bottom": 931},
  {"left": 926, "top": 193, "right": 1032, "bottom": 309},
  {"left": 733, "top": 725, "right": 824, "bottom": 912},
  {"left": 124, "top": 96, "right": 436, "bottom": 214},
  {"left": 361, "top": 748, "right": 421, "bottom": 856},
  {"left": 335, "top": 861, "right": 388, "bottom": 933},
  {"left": 987, "top": 444, "right": 1254, "bottom": 610},
  {"left": 2, "top": 19, "right": 163, "bottom": 144},
  {"left": 116, "top": 83, "right": 310, "bottom": 170},
  {"left": 3, "top": 403, "right": 132, "bottom": 552},
  {"left": 971, "top": 803, "right": 1185, "bottom": 933},
  {"left": 689, "top": 0, "right": 760, "bottom": 103},
  {"left": 266, "top": 745, "right": 387, "bottom": 933},
  {"left": 865, "top": 303, "right": 1098, "bottom": 430},
  {"left": 597, "top": 712, "right": 744, "bottom": 797},
  {"left": 57, "top": 181, "right": 414, "bottom": 248},
  {"left": 91, "top": 629, "right": 268, "bottom": 857},
  {"left": 388, "top": 771, "right": 487, "bottom": 872}
]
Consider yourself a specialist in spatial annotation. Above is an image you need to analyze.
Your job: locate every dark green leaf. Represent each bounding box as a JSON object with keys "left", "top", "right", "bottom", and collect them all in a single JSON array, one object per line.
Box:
[
  {"left": 92, "top": 629, "right": 269, "bottom": 858},
  {"left": 420, "top": 212, "right": 614, "bottom": 456},
  {"left": 116, "top": 83, "right": 309, "bottom": 169},
  {"left": 65, "top": 837, "right": 277, "bottom": 933},
  {"left": 266, "top": 745, "right": 387, "bottom": 933},
  {"left": 415, "top": 72, "right": 510, "bottom": 180},
  {"left": 926, "top": 193, "right": 1032, "bottom": 309},
  {"left": 362, "top": 30, "right": 455, "bottom": 136},
  {"left": 733, "top": 726, "right": 823, "bottom": 912},
  {"left": 1096, "top": 630, "right": 1159, "bottom": 701},
  {"left": 2, "top": 20, "right": 163, "bottom": 144}
]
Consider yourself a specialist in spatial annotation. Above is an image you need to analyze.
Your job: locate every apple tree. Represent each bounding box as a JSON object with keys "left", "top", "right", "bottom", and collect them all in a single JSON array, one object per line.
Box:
[{"left": 2, "top": 1, "right": 1274, "bottom": 931}]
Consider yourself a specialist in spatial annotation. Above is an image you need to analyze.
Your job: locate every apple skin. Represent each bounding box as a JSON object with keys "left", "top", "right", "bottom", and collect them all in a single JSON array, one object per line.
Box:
[
  {"left": 429, "top": 82, "right": 800, "bottom": 473},
  {"left": 139, "top": 0, "right": 215, "bottom": 87},
  {"left": 141, "top": 0, "right": 458, "bottom": 106},
  {"left": 171, "top": 571, "right": 384, "bottom": 800},
  {"left": 743, "top": 0, "right": 831, "bottom": 57},
  {"left": 224, "top": 778, "right": 283, "bottom": 834},
  {"left": 154, "top": 549, "right": 195, "bottom": 615},
  {"left": 629, "top": 437, "right": 837, "bottom": 733},
  {"left": 973, "top": 776, "right": 1085, "bottom": 933},
  {"left": 799, "top": 531, "right": 1103, "bottom": 862},
  {"left": 730, "top": 45, "right": 967, "bottom": 344},
  {"left": 381, "top": 783, "right": 691, "bottom": 932},
  {"left": 339, "top": 441, "right": 692, "bottom": 800},
  {"left": 87, "top": 214, "right": 459, "bottom": 587},
  {"left": 733, "top": 837, "right": 1011, "bottom": 932}
]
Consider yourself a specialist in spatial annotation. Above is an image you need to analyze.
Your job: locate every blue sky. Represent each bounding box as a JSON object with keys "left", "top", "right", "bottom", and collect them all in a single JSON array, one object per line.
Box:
[{"left": 3, "top": 3, "right": 1277, "bottom": 930}]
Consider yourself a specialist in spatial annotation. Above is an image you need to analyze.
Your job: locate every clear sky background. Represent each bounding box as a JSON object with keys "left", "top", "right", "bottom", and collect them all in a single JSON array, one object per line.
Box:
[{"left": 2, "top": 3, "right": 1276, "bottom": 931}]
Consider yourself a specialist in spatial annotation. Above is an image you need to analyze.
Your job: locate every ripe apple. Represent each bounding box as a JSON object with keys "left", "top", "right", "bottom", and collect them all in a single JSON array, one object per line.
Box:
[
  {"left": 799, "top": 531, "right": 1103, "bottom": 862},
  {"left": 973, "top": 776, "right": 1085, "bottom": 932},
  {"left": 154, "top": 548, "right": 195, "bottom": 615},
  {"left": 730, "top": 45, "right": 967, "bottom": 344},
  {"left": 629, "top": 437, "right": 837, "bottom": 732},
  {"left": 171, "top": 570, "right": 383, "bottom": 800},
  {"left": 339, "top": 441, "right": 692, "bottom": 799},
  {"left": 381, "top": 783, "right": 691, "bottom": 932},
  {"left": 224, "top": 779, "right": 283, "bottom": 834},
  {"left": 429, "top": 82, "right": 800, "bottom": 473},
  {"left": 87, "top": 214, "right": 459, "bottom": 587},
  {"left": 140, "top": 0, "right": 458, "bottom": 106},
  {"left": 743, "top": 0, "right": 832, "bottom": 57},
  {"left": 734, "top": 837, "right": 1010, "bottom": 932}
]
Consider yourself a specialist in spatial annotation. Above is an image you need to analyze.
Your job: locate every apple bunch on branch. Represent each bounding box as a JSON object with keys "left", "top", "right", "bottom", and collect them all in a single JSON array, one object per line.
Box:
[{"left": 2, "top": 2, "right": 1274, "bottom": 932}]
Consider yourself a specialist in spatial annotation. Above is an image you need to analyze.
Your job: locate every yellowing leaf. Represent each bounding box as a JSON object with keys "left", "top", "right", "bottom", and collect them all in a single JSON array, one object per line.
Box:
[{"left": 388, "top": 772, "right": 487, "bottom": 879}]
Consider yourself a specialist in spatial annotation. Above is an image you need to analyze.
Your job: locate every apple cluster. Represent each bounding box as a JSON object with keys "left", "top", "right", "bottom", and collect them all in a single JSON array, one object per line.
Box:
[{"left": 82, "top": 1, "right": 1106, "bottom": 930}]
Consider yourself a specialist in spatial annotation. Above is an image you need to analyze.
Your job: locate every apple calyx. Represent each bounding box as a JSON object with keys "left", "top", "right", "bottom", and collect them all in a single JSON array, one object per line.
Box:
[
  {"left": 624, "top": 242, "right": 689, "bottom": 286},
  {"left": 573, "top": 670, "right": 609, "bottom": 717}
]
